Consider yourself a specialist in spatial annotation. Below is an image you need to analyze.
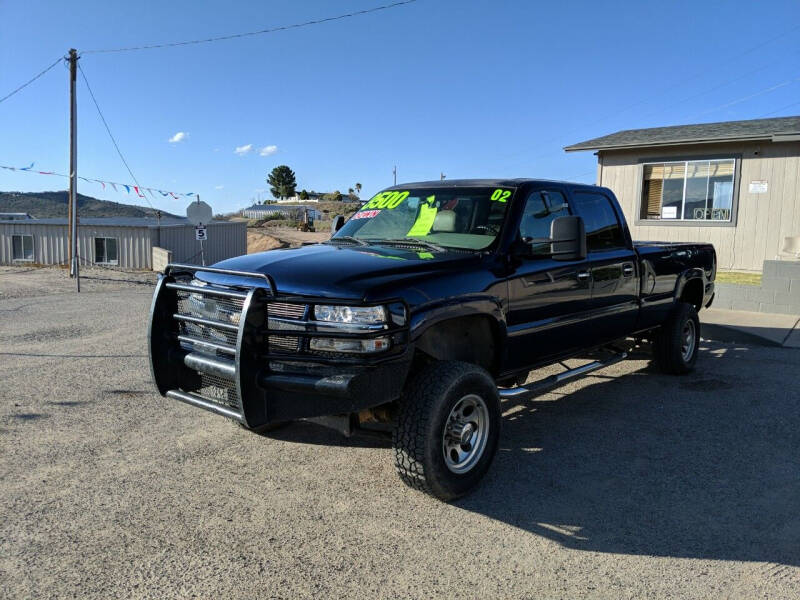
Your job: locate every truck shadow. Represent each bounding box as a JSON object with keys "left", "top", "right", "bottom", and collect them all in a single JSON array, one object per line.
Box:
[{"left": 459, "top": 342, "right": 800, "bottom": 567}]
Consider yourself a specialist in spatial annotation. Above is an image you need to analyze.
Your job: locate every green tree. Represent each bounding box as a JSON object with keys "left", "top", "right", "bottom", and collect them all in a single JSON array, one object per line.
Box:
[
  {"left": 354, "top": 182, "right": 362, "bottom": 197},
  {"left": 348, "top": 187, "right": 354, "bottom": 195},
  {"left": 267, "top": 165, "right": 297, "bottom": 199},
  {"left": 299, "top": 189, "right": 309, "bottom": 200}
]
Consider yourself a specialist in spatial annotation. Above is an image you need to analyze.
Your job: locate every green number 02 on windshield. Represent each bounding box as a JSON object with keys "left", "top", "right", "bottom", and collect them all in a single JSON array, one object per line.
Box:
[
  {"left": 490, "top": 189, "right": 511, "bottom": 203},
  {"left": 364, "top": 190, "right": 410, "bottom": 210}
]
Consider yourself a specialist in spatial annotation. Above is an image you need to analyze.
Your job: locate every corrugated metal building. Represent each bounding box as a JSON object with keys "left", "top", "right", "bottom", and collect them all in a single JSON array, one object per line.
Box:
[
  {"left": 0, "top": 217, "right": 246, "bottom": 269},
  {"left": 566, "top": 116, "right": 800, "bottom": 272}
]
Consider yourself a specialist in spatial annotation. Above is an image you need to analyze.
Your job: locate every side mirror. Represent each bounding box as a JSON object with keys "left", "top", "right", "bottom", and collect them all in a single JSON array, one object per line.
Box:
[
  {"left": 331, "top": 214, "right": 346, "bottom": 233},
  {"left": 550, "top": 215, "right": 586, "bottom": 261}
]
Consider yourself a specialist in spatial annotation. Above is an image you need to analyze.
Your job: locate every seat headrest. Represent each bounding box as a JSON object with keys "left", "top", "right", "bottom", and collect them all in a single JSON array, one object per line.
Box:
[{"left": 432, "top": 210, "right": 456, "bottom": 232}]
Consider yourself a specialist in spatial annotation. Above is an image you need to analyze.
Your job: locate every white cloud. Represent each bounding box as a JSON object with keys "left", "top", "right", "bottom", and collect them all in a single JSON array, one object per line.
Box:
[
  {"left": 234, "top": 143, "right": 253, "bottom": 155},
  {"left": 214, "top": 185, "right": 224, "bottom": 190},
  {"left": 259, "top": 145, "right": 278, "bottom": 157},
  {"left": 168, "top": 131, "right": 187, "bottom": 143}
]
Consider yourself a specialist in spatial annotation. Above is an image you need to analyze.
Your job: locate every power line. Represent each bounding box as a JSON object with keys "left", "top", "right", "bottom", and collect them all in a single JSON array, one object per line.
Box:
[
  {"left": 0, "top": 56, "right": 63, "bottom": 105},
  {"left": 495, "top": 22, "right": 800, "bottom": 164},
  {"left": 82, "top": 0, "right": 418, "bottom": 54},
  {"left": 759, "top": 99, "right": 800, "bottom": 117},
  {"left": 77, "top": 62, "right": 156, "bottom": 210}
]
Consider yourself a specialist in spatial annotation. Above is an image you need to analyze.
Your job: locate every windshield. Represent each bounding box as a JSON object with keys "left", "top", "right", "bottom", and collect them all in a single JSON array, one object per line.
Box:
[{"left": 332, "top": 186, "right": 514, "bottom": 250}]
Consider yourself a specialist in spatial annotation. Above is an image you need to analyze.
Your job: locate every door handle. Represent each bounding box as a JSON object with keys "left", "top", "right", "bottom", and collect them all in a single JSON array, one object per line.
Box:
[
  {"left": 577, "top": 271, "right": 590, "bottom": 281},
  {"left": 622, "top": 264, "right": 634, "bottom": 277}
]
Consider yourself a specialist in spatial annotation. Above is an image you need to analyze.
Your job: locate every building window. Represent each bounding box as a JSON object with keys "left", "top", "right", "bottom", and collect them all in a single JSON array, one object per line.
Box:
[
  {"left": 641, "top": 159, "right": 735, "bottom": 222},
  {"left": 12, "top": 234, "right": 34, "bottom": 261},
  {"left": 94, "top": 237, "right": 118, "bottom": 265}
]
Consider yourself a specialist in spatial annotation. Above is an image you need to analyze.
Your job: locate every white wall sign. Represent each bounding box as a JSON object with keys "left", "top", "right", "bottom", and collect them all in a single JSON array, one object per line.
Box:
[
  {"left": 748, "top": 180, "right": 768, "bottom": 194},
  {"left": 195, "top": 225, "right": 207, "bottom": 241},
  {"left": 661, "top": 206, "right": 678, "bottom": 219}
]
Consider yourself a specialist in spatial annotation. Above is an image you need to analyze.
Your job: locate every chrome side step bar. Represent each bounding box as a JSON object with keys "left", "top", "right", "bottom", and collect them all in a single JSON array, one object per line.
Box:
[{"left": 499, "top": 351, "right": 628, "bottom": 401}]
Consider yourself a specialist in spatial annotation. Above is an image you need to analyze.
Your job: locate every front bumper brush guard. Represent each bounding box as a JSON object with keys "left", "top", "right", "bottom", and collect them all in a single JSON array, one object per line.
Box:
[{"left": 148, "top": 263, "right": 275, "bottom": 428}]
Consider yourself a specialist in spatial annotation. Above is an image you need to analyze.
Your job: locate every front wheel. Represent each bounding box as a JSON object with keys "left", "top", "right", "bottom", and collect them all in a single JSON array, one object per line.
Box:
[
  {"left": 393, "top": 361, "right": 501, "bottom": 501},
  {"left": 652, "top": 302, "right": 700, "bottom": 374}
]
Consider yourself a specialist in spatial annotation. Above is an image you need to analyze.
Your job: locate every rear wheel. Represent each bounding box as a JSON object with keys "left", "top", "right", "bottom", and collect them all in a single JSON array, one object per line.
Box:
[
  {"left": 393, "top": 361, "right": 501, "bottom": 501},
  {"left": 652, "top": 302, "right": 700, "bottom": 374}
]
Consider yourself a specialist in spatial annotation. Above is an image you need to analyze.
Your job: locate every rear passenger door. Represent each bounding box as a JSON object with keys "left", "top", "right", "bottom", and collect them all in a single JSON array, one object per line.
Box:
[{"left": 570, "top": 190, "right": 639, "bottom": 342}]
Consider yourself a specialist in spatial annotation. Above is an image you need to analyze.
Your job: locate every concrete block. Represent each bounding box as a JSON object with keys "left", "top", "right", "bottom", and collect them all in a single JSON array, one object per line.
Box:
[
  {"left": 152, "top": 246, "right": 172, "bottom": 272},
  {"left": 760, "top": 303, "right": 800, "bottom": 316},
  {"left": 749, "top": 288, "right": 777, "bottom": 304},
  {"left": 774, "top": 291, "right": 800, "bottom": 307},
  {"left": 775, "top": 261, "right": 800, "bottom": 278},
  {"left": 762, "top": 260, "right": 779, "bottom": 278},
  {"left": 762, "top": 277, "right": 791, "bottom": 292},
  {"left": 712, "top": 297, "right": 733, "bottom": 310},
  {"left": 790, "top": 279, "right": 800, "bottom": 294},
  {"left": 731, "top": 299, "right": 760, "bottom": 312}
]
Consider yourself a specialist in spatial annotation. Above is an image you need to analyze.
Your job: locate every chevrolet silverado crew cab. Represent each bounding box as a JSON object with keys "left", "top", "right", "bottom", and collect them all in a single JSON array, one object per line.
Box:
[{"left": 148, "top": 179, "right": 715, "bottom": 500}]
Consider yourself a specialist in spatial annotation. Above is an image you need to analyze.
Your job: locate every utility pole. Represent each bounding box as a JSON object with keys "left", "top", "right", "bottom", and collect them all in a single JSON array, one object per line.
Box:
[
  {"left": 68, "top": 48, "right": 80, "bottom": 292},
  {"left": 440, "top": 172, "right": 446, "bottom": 181},
  {"left": 393, "top": 165, "right": 397, "bottom": 186}
]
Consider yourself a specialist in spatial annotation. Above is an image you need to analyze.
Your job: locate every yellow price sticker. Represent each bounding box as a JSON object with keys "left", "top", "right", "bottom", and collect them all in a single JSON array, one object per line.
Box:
[{"left": 407, "top": 195, "right": 437, "bottom": 237}]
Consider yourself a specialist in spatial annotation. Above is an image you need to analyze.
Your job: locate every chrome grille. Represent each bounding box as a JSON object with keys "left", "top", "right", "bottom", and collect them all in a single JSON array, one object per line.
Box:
[
  {"left": 267, "top": 301, "right": 307, "bottom": 353},
  {"left": 175, "top": 280, "right": 243, "bottom": 352},
  {"left": 268, "top": 302, "right": 306, "bottom": 319}
]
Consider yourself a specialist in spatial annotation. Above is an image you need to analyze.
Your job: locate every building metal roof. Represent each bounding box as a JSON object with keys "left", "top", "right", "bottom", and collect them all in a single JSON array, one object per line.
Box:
[
  {"left": 565, "top": 115, "right": 800, "bottom": 152},
  {"left": 0, "top": 217, "right": 236, "bottom": 228}
]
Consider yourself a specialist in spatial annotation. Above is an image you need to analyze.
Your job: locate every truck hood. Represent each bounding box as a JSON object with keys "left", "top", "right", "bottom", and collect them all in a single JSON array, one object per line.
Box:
[{"left": 195, "top": 242, "right": 481, "bottom": 300}]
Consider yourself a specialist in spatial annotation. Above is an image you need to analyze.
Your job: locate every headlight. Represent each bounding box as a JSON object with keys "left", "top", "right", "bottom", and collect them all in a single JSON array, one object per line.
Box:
[
  {"left": 309, "top": 336, "right": 390, "bottom": 354},
  {"left": 314, "top": 304, "right": 387, "bottom": 324}
]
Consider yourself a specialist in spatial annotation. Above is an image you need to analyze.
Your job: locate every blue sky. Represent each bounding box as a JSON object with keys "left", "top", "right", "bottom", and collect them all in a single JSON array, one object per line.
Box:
[{"left": 1, "top": 0, "right": 799, "bottom": 215}]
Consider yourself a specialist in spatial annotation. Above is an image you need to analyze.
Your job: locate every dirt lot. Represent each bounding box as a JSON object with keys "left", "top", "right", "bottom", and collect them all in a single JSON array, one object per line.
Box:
[
  {"left": 1, "top": 268, "right": 799, "bottom": 599},
  {"left": 247, "top": 227, "right": 330, "bottom": 254}
]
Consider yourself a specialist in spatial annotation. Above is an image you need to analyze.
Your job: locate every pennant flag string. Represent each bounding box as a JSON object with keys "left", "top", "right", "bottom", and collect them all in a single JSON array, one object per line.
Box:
[{"left": 0, "top": 162, "right": 197, "bottom": 199}]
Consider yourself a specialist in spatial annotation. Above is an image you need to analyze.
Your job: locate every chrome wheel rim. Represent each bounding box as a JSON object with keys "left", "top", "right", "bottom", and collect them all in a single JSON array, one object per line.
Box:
[
  {"left": 681, "top": 319, "right": 696, "bottom": 362},
  {"left": 442, "top": 394, "right": 490, "bottom": 474}
]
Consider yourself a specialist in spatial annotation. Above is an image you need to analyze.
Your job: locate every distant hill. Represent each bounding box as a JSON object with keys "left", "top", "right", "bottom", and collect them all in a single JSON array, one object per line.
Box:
[{"left": 0, "top": 191, "right": 179, "bottom": 219}]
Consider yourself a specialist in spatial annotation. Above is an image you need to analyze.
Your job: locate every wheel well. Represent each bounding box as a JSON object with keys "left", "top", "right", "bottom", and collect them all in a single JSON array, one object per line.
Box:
[
  {"left": 680, "top": 278, "right": 704, "bottom": 311},
  {"left": 413, "top": 315, "right": 500, "bottom": 374}
]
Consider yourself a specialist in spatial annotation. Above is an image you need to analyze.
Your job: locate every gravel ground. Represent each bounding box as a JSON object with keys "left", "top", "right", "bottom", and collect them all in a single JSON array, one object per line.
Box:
[{"left": 1, "top": 268, "right": 799, "bottom": 599}]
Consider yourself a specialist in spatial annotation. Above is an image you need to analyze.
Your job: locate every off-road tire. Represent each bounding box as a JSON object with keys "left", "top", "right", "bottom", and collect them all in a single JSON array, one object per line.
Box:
[
  {"left": 393, "top": 361, "right": 501, "bottom": 501},
  {"left": 652, "top": 302, "right": 700, "bottom": 375}
]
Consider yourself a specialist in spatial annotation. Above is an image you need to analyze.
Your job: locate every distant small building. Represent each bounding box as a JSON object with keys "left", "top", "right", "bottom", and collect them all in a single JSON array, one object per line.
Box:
[
  {"left": 241, "top": 204, "right": 320, "bottom": 220},
  {"left": 566, "top": 115, "right": 800, "bottom": 272},
  {"left": 0, "top": 212, "right": 34, "bottom": 221},
  {"left": 0, "top": 216, "right": 246, "bottom": 270}
]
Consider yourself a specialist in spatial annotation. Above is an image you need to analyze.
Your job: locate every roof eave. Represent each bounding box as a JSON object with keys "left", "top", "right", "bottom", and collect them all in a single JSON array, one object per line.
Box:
[{"left": 564, "top": 132, "right": 786, "bottom": 153}]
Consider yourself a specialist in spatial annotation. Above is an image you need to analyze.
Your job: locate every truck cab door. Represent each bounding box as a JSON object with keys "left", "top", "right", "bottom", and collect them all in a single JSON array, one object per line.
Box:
[
  {"left": 569, "top": 189, "right": 639, "bottom": 343},
  {"left": 504, "top": 187, "right": 592, "bottom": 372}
]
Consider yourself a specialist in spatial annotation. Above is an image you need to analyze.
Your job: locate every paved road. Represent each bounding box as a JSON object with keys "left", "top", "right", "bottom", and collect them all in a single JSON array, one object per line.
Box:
[{"left": 1, "top": 270, "right": 799, "bottom": 599}]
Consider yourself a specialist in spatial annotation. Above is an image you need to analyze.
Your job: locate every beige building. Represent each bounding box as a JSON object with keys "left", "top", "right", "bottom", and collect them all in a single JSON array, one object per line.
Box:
[{"left": 566, "top": 116, "right": 800, "bottom": 272}]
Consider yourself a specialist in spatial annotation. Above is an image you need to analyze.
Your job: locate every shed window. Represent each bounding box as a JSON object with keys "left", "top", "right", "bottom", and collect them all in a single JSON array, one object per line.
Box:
[
  {"left": 641, "top": 159, "right": 735, "bottom": 221},
  {"left": 12, "top": 234, "right": 34, "bottom": 261},
  {"left": 94, "top": 237, "right": 118, "bottom": 264}
]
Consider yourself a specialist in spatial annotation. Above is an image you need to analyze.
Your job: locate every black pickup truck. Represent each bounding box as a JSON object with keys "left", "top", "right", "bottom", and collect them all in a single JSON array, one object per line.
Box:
[{"left": 148, "top": 179, "right": 715, "bottom": 500}]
